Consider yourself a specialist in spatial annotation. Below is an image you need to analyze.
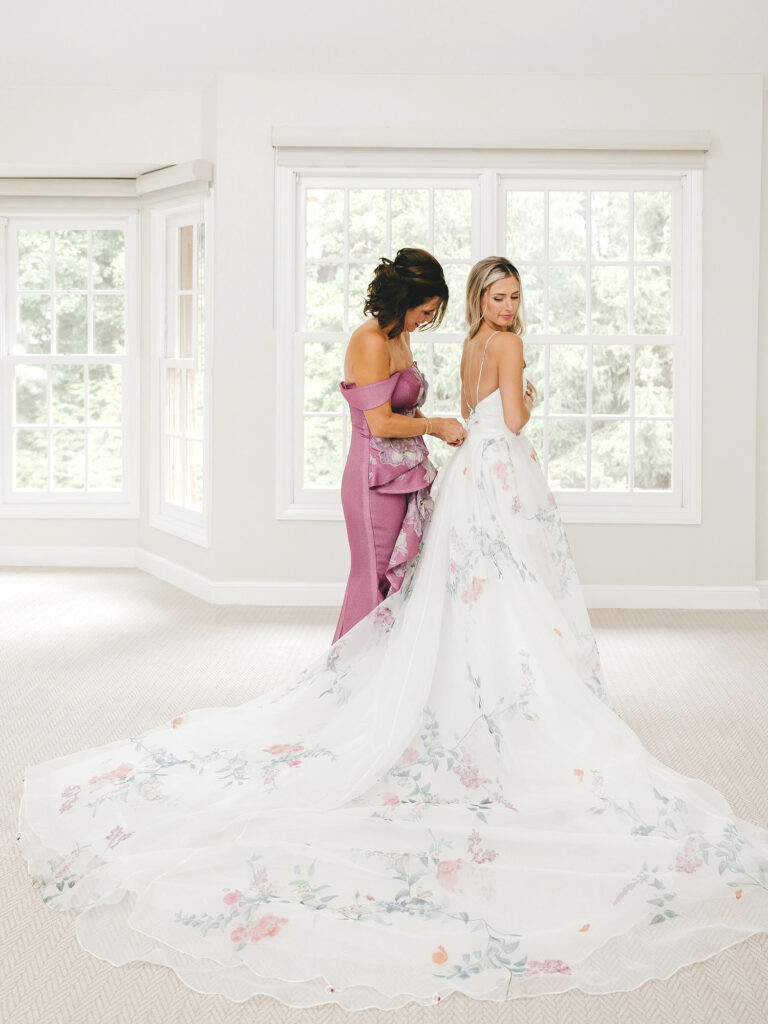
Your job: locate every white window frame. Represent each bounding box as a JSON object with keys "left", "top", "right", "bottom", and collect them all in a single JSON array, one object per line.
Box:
[
  {"left": 275, "top": 156, "right": 702, "bottom": 525},
  {"left": 0, "top": 206, "right": 140, "bottom": 518},
  {"left": 148, "top": 190, "right": 214, "bottom": 547}
]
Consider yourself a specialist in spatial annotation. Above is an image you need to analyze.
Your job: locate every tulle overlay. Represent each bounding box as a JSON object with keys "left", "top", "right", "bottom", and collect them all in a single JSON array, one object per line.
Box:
[{"left": 18, "top": 389, "right": 768, "bottom": 1010}]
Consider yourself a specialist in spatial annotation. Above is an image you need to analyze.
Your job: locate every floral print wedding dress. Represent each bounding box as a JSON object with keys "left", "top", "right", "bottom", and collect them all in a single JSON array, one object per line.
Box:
[{"left": 17, "top": 378, "right": 768, "bottom": 1010}]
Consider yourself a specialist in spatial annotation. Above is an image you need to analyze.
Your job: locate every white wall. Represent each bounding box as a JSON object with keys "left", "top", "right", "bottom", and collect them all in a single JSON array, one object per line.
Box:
[
  {"left": 0, "top": 88, "right": 202, "bottom": 175},
  {"left": 1, "top": 73, "right": 766, "bottom": 597}
]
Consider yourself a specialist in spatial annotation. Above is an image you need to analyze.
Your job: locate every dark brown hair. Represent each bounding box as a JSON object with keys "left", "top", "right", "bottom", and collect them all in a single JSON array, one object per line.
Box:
[{"left": 364, "top": 248, "right": 449, "bottom": 339}]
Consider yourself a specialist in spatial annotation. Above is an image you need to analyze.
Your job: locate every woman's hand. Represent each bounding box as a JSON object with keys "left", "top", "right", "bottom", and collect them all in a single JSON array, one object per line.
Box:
[
  {"left": 429, "top": 417, "right": 467, "bottom": 446},
  {"left": 523, "top": 378, "right": 537, "bottom": 411}
]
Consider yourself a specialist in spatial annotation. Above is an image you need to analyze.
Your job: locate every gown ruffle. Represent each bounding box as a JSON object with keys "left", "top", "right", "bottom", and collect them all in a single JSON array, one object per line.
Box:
[
  {"left": 16, "top": 387, "right": 768, "bottom": 1011},
  {"left": 342, "top": 364, "right": 436, "bottom": 596}
]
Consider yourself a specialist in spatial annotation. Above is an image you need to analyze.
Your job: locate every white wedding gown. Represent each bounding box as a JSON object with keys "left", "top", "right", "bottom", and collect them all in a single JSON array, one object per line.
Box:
[{"left": 17, "top": 386, "right": 768, "bottom": 1011}]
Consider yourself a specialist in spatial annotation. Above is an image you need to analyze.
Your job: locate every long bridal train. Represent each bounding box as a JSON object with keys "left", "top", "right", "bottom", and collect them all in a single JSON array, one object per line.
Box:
[{"left": 17, "top": 388, "right": 768, "bottom": 1010}]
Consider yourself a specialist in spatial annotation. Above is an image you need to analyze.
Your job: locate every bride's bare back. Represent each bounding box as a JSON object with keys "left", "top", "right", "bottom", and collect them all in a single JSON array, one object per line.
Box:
[{"left": 460, "top": 329, "right": 531, "bottom": 434}]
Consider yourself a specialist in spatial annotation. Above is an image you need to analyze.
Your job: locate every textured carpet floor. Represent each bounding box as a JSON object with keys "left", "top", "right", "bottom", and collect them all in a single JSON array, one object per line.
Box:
[{"left": 2, "top": 568, "right": 768, "bottom": 1024}]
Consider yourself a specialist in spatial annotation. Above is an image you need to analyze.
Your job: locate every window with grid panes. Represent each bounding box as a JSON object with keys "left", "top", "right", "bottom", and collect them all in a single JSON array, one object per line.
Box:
[
  {"left": 278, "top": 165, "right": 697, "bottom": 523},
  {"left": 3, "top": 217, "right": 137, "bottom": 506},
  {"left": 505, "top": 183, "right": 678, "bottom": 498},
  {"left": 299, "top": 178, "right": 478, "bottom": 496}
]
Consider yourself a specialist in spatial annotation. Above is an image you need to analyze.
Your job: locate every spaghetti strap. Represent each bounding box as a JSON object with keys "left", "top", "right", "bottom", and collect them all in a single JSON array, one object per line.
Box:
[
  {"left": 475, "top": 330, "right": 500, "bottom": 409},
  {"left": 463, "top": 329, "right": 501, "bottom": 414}
]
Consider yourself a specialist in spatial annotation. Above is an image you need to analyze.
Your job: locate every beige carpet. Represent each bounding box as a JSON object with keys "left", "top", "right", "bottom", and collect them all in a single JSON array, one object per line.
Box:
[{"left": 2, "top": 568, "right": 768, "bottom": 1024}]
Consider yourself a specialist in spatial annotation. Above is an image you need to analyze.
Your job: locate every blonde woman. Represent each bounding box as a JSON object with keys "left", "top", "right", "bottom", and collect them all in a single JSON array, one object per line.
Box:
[{"left": 460, "top": 255, "right": 537, "bottom": 431}]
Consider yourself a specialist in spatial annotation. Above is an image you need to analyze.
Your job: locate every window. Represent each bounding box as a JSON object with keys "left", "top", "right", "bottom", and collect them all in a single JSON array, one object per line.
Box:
[
  {"left": 298, "top": 178, "right": 480, "bottom": 499},
  {"left": 503, "top": 181, "right": 684, "bottom": 516},
  {"left": 1, "top": 213, "right": 138, "bottom": 516},
  {"left": 149, "top": 194, "right": 212, "bottom": 546},
  {"left": 276, "top": 162, "right": 701, "bottom": 524}
]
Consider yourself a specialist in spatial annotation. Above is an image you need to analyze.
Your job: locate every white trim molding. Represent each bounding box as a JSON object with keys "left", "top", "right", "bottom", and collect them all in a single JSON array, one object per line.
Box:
[
  {"left": 0, "top": 548, "right": 763, "bottom": 610},
  {"left": 0, "top": 162, "right": 214, "bottom": 199},
  {"left": 147, "top": 191, "right": 214, "bottom": 549},
  {"left": 272, "top": 128, "right": 711, "bottom": 154},
  {"left": 136, "top": 161, "right": 213, "bottom": 197}
]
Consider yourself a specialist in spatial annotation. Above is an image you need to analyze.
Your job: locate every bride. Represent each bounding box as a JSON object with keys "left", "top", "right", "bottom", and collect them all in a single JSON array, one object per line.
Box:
[{"left": 17, "top": 258, "right": 768, "bottom": 1011}]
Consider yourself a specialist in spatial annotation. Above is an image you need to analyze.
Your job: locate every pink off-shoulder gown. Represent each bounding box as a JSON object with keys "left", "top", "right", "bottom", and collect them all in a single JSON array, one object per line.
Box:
[{"left": 333, "top": 362, "right": 436, "bottom": 642}]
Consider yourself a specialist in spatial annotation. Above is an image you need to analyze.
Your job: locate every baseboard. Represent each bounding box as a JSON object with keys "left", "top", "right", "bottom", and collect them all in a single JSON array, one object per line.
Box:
[
  {"left": 135, "top": 549, "right": 346, "bottom": 606},
  {"left": 581, "top": 584, "right": 761, "bottom": 610},
  {"left": 134, "top": 548, "right": 212, "bottom": 602},
  {"left": 0, "top": 546, "right": 764, "bottom": 610},
  {"left": 0, "top": 545, "right": 137, "bottom": 568}
]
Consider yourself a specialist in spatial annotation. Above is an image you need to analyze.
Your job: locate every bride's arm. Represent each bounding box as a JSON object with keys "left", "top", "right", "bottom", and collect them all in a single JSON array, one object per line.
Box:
[{"left": 498, "top": 334, "right": 532, "bottom": 435}]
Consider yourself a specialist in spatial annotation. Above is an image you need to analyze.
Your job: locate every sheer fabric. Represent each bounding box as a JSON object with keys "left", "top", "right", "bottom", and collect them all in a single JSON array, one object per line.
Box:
[{"left": 17, "top": 386, "right": 768, "bottom": 1010}]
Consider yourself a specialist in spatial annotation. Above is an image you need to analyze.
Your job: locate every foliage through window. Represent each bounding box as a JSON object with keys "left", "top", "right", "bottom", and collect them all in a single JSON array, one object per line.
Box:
[
  {"left": 3, "top": 217, "right": 137, "bottom": 507},
  {"left": 504, "top": 186, "right": 676, "bottom": 494},
  {"left": 277, "top": 165, "right": 699, "bottom": 523}
]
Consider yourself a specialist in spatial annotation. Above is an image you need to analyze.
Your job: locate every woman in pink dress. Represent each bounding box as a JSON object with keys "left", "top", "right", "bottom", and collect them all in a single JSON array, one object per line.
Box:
[{"left": 333, "top": 249, "right": 467, "bottom": 641}]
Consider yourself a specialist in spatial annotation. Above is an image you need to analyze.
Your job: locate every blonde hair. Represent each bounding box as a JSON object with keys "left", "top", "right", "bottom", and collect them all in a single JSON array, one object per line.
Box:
[
  {"left": 464, "top": 257, "right": 536, "bottom": 399},
  {"left": 465, "top": 257, "right": 527, "bottom": 341}
]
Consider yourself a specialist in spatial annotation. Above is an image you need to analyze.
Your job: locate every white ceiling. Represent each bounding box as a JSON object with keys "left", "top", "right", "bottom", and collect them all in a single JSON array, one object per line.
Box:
[{"left": 1, "top": 0, "right": 767, "bottom": 90}]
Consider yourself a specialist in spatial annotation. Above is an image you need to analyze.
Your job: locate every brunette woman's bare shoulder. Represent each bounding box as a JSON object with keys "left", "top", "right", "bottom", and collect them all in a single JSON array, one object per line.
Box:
[{"left": 349, "top": 320, "right": 388, "bottom": 355}]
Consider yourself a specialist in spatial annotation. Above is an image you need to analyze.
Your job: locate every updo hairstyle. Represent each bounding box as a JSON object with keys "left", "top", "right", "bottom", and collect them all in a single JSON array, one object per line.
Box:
[{"left": 364, "top": 248, "right": 449, "bottom": 339}]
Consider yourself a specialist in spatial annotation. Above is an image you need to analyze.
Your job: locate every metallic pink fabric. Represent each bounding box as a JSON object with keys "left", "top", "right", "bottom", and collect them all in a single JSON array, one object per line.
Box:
[{"left": 333, "top": 363, "right": 436, "bottom": 642}]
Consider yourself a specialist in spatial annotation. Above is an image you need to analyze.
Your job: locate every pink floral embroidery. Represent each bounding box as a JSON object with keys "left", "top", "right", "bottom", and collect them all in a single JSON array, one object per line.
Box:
[
  {"left": 230, "top": 913, "right": 288, "bottom": 944},
  {"left": 436, "top": 858, "right": 463, "bottom": 890},
  {"left": 492, "top": 460, "right": 510, "bottom": 490},
  {"left": 385, "top": 484, "right": 435, "bottom": 593},
  {"left": 105, "top": 825, "right": 133, "bottom": 849},
  {"left": 525, "top": 959, "right": 571, "bottom": 975},
  {"left": 54, "top": 858, "right": 76, "bottom": 880},
  {"left": 223, "top": 889, "right": 243, "bottom": 905},
  {"left": 373, "top": 604, "right": 395, "bottom": 634},
  {"left": 669, "top": 850, "right": 704, "bottom": 874},
  {"left": 382, "top": 793, "right": 400, "bottom": 807},
  {"left": 452, "top": 752, "right": 486, "bottom": 790},
  {"left": 59, "top": 784, "right": 80, "bottom": 814},
  {"left": 250, "top": 867, "right": 271, "bottom": 892},
  {"left": 461, "top": 577, "right": 485, "bottom": 604},
  {"left": 263, "top": 743, "right": 303, "bottom": 756},
  {"left": 89, "top": 763, "right": 134, "bottom": 789},
  {"left": 612, "top": 870, "right": 648, "bottom": 905},
  {"left": 401, "top": 747, "right": 419, "bottom": 765},
  {"left": 510, "top": 495, "right": 521, "bottom": 513},
  {"left": 468, "top": 830, "right": 498, "bottom": 864}
]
